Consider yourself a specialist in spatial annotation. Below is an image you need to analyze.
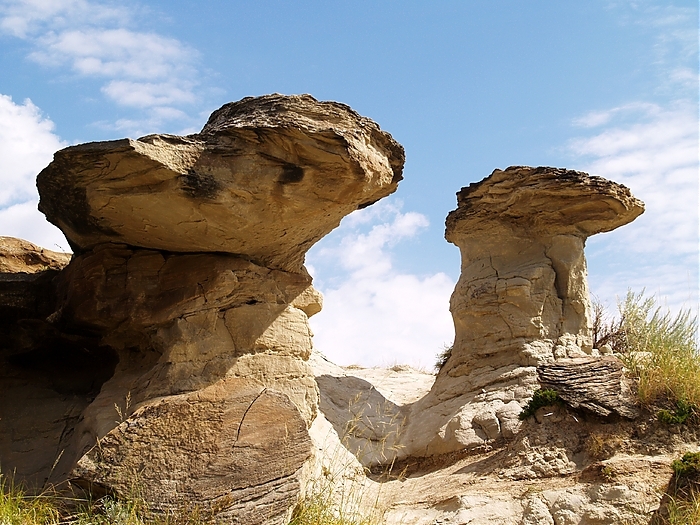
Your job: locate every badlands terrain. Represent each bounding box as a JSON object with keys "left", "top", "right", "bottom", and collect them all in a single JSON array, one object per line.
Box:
[{"left": 0, "top": 94, "right": 697, "bottom": 524}]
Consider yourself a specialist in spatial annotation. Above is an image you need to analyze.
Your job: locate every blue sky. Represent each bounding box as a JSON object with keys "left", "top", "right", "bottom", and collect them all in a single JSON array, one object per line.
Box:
[{"left": 1, "top": 0, "right": 697, "bottom": 367}]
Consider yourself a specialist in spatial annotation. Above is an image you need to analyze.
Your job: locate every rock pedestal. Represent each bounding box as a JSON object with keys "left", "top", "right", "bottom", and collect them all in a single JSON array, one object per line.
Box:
[
  {"left": 399, "top": 166, "right": 643, "bottom": 458},
  {"left": 0, "top": 94, "right": 404, "bottom": 524}
]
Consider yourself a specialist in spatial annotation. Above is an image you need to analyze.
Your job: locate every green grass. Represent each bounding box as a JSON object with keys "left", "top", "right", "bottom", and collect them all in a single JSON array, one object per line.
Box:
[
  {"left": 663, "top": 490, "right": 700, "bottom": 525},
  {"left": 519, "top": 388, "right": 562, "bottom": 420},
  {"left": 659, "top": 452, "right": 700, "bottom": 524},
  {"left": 596, "top": 290, "right": 699, "bottom": 417},
  {"left": 0, "top": 478, "right": 61, "bottom": 525},
  {"left": 0, "top": 473, "right": 213, "bottom": 525},
  {"left": 289, "top": 493, "right": 380, "bottom": 525}
]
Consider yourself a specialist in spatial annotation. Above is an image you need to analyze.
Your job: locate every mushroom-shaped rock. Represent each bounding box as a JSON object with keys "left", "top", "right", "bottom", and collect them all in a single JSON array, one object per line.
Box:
[
  {"left": 445, "top": 166, "right": 643, "bottom": 368},
  {"left": 37, "top": 94, "right": 404, "bottom": 272},
  {"left": 397, "top": 166, "right": 643, "bottom": 460},
  {"left": 2, "top": 95, "right": 405, "bottom": 524}
]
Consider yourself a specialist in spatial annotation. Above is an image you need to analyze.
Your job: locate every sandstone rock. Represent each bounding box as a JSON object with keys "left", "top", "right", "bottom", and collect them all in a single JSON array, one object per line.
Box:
[
  {"left": 2, "top": 94, "right": 404, "bottom": 523},
  {"left": 496, "top": 400, "right": 523, "bottom": 439},
  {"left": 445, "top": 166, "right": 643, "bottom": 368},
  {"left": 0, "top": 237, "right": 70, "bottom": 322},
  {"left": 397, "top": 167, "right": 643, "bottom": 459},
  {"left": 472, "top": 409, "right": 502, "bottom": 441},
  {"left": 73, "top": 378, "right": 311, "bottom": 525},
  {"left": 37, "top": 94, "right": 404, "bottom": 272},
  {"left": 522, "top": 495, "right": 554, "bottom": 525},
  {"left": 0, "top": 236, "right": 70, "bottom": 273},
  {"left": 537, "top": 357, "right": 640, "bottom": 419}
]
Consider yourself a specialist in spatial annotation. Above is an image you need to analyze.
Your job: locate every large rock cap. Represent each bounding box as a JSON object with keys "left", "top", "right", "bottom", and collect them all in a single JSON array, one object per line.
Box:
[
  {"left": 37, "top": 94, "right": 405, "bottom": 272},
  {"left": 446, "top": 166, "right": 644, "bottom": 240}
]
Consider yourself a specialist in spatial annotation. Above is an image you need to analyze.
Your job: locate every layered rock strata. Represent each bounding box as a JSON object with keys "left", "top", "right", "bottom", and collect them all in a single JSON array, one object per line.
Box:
[
  {"left": 0, "top": 94, "right": 404, "bottom": 524},
  {"left": 398, "top": 166, "right": 644, "bottom": 458}
]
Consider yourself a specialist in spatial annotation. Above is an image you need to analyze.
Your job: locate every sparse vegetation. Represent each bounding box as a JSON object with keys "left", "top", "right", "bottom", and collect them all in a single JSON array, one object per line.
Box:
[
  {"left": 0, "top": 473, "right": 214, "bottom": 525},
  {"left": 662, "top": 490, "right": 700, "bottom": 525},
  {"left": 584, "top": 431, "right": 625, "bottom": 460},
  {"left": 289, "top": 489, "right": 380, "bottom": 525},
  {"left": 593, "top": 291, "right": 699, "bottom": 419},
  {"left": 671, "top": 452, "right": 700, "bottom": 481},
  {"left": 656, "top": 452, "right": 700, "bottom": 525},
  {"left": 434, "top": 343, "right": 453, "bottom": 371},
  {"left": 519, "top": 388, "right": 563, "bottom": 420},
  {"left": 658, "top": 399, "right": 696, "bottom": 425}
]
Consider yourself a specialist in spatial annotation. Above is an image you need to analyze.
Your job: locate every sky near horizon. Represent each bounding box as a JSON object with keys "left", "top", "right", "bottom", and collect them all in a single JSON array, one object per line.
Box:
[{"left": 0, "top": 0, "right": 697, "bottom": 368}]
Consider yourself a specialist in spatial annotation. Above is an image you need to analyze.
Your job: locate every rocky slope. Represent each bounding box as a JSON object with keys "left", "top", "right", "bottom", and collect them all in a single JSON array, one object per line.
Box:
[{"left": 309, "top": 354, "right": 698, "bottom": 524}]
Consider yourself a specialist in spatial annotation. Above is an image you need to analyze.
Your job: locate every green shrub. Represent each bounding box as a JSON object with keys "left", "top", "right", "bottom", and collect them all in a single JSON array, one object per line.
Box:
[
  {"left": 658, "top": 399, "right": 697, "bottom": 425},
  {"left": 519, "top": 389, "right": 562, "bottom": 420},
  {"left": 672, "top": 452, "right": 700, "bottom": 480}
]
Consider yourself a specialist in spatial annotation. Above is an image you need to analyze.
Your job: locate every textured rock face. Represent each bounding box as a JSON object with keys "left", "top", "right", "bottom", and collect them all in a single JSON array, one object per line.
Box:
[
  {"left": 74, "top": 378, "right": 312, "bottom": 523},
  {"left": 1, "top": 94, "right": 403, "bottom": 524},
  {"left": 537, "top": 357, "right": 639, "bottom": 419},
  {"left": 37, "top": 94, "right": 404, "bottom": 272},
  {"left": 398, "top": 167, "right": 643, "bottom": 458}
]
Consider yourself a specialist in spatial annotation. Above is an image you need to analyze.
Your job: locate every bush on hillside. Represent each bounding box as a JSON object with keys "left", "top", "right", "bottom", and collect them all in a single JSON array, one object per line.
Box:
[
  {"left": 519, "top": 389, "right": 563, "bottom": 420},
  {"left": 594, "top": 291, "right": 699, "bottom": 417}
]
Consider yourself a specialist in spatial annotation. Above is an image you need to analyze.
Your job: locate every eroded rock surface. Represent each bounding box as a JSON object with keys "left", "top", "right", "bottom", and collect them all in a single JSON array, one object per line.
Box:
[
  {"left": 308, "top": 362, "right": 697, "bottom": 525},
  {"left": 537, "top": 357, "right": 639, "bottom": 419},
  {"left": 1, "top": 94, "right": 404, "bottom": 524},
  {"left": 396, "top": 166, "right": 643, "bottom": 459},
  {"left": 37, "top": 94, "right": 404, "bottom": 272}
]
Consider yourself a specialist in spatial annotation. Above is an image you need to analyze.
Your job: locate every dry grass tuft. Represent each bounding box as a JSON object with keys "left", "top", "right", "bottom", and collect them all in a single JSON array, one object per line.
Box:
[
  {"left": 584, "top": 431, "right": 626, "bottom": 460},
  {"left": 0, "top": 472, "right": 214, "bottom": 525},
  {"left": 594, "top": 291, "right": 699, "bottom": 415}
]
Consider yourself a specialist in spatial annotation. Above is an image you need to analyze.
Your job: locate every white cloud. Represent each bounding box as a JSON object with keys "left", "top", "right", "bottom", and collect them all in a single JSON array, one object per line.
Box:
[
  {"left": 0, "top": 94, "right": 64, "bottom": 206},
  {"left": 0, "top": 0, "right": 127, "bottom": 38},
  {"left": 0, "top": 94, "right": 69, "bottom": 251},
  {"left": 308, "top": 200, "right": 455, "bottom": 369},
  {"left": 0, "top": 200, "right": 70, "bottom": 251},
  {"left": 0, "top": 0, "right": 201, "bottom": 133},
  {"left": 102, "top": 80, "right": 196, "bottom": 108},
  {"left": 569, "top": 100, "right": 698, "bottom": 315}
]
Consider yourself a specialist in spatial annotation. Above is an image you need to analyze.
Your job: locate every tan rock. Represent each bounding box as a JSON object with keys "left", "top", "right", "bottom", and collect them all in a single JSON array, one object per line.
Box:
[
  {"left": 0, "top": 236, "right": 70, "bottom": 273},
  {"left": 37, "top": 94, "right": 404, "bottom": 273},
  {"left": 2, "top": 94, "right": 405, "bottom": 524},
  {"left": 72, "top": 377, "right": 311, "bottom": 525},
  {"left": 397, "top": 167, "right": 643, "bottom": 459},
  {"left": 537, "top": 356, "right": 639, "bottom": 419},
  {"left": 0, "top": 237, "right": 69, "bottom": 322}
]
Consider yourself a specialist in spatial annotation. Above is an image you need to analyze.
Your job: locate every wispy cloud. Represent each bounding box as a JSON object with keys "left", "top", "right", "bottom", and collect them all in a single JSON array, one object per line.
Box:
[
  {"left": 307, "top": 200, "right": 455, "bottom": 369},
  {"left": 609, "top": 1, "right": 698, "bottom": 94},
  {"left": 0, "top": 94, "right": 69, "bottom": 250},
  {"left": 570, "top": 100, "right": 698, "bottom": 314},
  {"left": 0, "top": 0, "right": 127, "bottom": 38},
  {"left": 0, "top": 0, "right": 202, "bottom": 134}
]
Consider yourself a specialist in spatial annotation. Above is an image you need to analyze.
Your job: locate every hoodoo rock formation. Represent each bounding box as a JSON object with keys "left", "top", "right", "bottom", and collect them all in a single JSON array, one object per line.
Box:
[
  {"left": 398, "top": 166, "right": 644, "bottom": 458},
  {"left": 0, "top": 94, "right": 404, "bottom": 524},
  {"left": 3, "top": 94, "right": 660, "bottom": 524}
]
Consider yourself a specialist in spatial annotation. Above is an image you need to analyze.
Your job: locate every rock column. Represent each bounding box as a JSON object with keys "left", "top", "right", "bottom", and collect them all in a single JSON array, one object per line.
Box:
[{"left": 400, "top": 166, "right": 643, "bottom": 458}]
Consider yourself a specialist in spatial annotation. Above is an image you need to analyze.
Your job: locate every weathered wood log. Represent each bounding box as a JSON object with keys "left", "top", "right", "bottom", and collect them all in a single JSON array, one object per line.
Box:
[{"left": 537, "top": 356, "right": 639, "bottom": 419}]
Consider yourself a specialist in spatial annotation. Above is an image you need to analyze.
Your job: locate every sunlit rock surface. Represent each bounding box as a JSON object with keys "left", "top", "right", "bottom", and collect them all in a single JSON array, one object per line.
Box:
[
  {"left": 37, "top": 94, "right": 404, "bottom": 273},
  {"left": 402, "top": 166, "right": 643, "bottom": 458},
  {"left": 1, "top": 94, "right": 404, "bottom": 525}
]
